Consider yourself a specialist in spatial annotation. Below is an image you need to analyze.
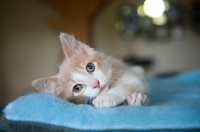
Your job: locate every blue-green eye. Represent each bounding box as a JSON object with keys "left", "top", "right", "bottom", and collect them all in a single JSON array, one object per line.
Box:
[
  {"left": 73, "top": 84, "right": 82, "bottom": 93},
  {"left": 86, "top": 63, "right": 95, "bottom": 73}
]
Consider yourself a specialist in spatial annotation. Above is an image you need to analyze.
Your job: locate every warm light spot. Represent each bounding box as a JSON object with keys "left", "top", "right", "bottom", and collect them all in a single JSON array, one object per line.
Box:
[
  {"left": 152, "top": 14, "right": 167, "bottom": 25},
  {"left": 137, "top": 5, "right": 145, "bottom": 17},
  {"left": 164, "top": 0, "right": 170, "bottom": 11},
  {"left": 144, "top": 0, "right": 166, "bottom": 18}
]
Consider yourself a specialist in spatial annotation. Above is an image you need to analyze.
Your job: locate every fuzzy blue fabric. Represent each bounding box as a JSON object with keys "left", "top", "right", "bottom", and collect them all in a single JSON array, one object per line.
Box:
[{"left": 3, "top": 69, "right": 200, "bottom": 131}]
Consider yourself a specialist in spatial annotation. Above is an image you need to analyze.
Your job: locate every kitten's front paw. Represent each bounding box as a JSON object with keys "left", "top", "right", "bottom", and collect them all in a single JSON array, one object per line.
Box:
[
  {"left": 126, "top": 92, "right": 146, "bottom": 106},
  {"left": 93, "top": 94, "right": 120, "bottom": 108}
]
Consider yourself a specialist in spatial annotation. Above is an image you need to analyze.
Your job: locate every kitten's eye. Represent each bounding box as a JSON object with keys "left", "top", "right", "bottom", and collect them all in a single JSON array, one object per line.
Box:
[
  {"left": 73, "top": 84, "right": 82, "bottom": 93},
  {"left": 86, "top": 63, "right": 95, "bottom": 73}
]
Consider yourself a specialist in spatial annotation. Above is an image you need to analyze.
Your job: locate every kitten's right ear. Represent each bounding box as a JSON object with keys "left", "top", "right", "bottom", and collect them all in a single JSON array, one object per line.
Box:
[
  {"left": 32, "top": 76, "right": 59, "bottom": 95},
  {"left": 59, "top": 32, "right": 83, "bottom": 59}
]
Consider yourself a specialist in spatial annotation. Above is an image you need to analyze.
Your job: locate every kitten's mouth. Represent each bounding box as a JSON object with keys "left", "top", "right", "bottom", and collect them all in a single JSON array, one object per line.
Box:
[{"left": 99, "top": 85, "right": 106, "bottom": 94}]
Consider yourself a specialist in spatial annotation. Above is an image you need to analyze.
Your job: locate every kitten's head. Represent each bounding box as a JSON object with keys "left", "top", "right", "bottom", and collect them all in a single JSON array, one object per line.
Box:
[{"left": 32, "top": 33, "right": 112, "bottom": 104}]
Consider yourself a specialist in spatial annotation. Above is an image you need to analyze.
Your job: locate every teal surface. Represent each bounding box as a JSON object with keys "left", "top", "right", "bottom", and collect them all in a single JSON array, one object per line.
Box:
[{"left": 3, "top": 69, "right": 200, "bottom": 131}]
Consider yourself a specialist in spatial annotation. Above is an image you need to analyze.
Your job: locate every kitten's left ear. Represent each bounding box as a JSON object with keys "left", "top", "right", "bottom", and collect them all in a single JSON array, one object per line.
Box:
[
  {"left": 32, "top": 76, "right": 59, "bottom": 95},
  {"left": 59, "top": 32, "right": 89, "bottom": 59}
]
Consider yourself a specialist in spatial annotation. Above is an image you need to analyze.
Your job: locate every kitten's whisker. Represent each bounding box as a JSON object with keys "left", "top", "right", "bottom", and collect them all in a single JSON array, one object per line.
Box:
[
  {"left": 105, "top": 69, "right": 123, "bottom": 77},
  {"left": 106, "top": 51, "right": 117, "bottom": 59},
  {"left": 74, "top": 90, "right": 98, "bottom": 104},
  {"left": 110, "top": 60, "right": 142, "bottom": 72},
  {"left": 74, "top": 94, "right": 91, "bottom": 103},
  {"left": 74, "top": 97, "right": 85, "bottom": 103},
  {"left": 108, "top": 80, "right": 116, "bottom": 83},
  {"left": 109, "top": 64, "right": 124, "bottom": 72},
  {"left": 105, "top": 60, "right": 141, "bottom": 78}
]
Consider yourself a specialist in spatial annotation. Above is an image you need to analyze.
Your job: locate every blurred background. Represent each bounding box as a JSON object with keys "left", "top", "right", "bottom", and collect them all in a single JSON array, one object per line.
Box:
[{"left": 0, "top": 0, "right": 200, "bottom": 107}]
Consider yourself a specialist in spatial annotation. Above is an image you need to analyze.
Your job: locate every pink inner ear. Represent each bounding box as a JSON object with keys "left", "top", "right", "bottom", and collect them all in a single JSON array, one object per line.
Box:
[
  {"left": 32, "top": 77, "right": 59, "bottom": 95},
  {"left": 59, "top": 32, "right": 82, "bottom": 58}
]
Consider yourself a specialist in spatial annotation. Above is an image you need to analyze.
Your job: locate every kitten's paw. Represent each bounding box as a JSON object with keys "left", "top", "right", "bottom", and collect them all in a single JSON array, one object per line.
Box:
[
  {"left": 126, "top": 92, "right": 146, "bottom": 106},
  {"left": 93, "top": 94, "right": 120, "bottom": 108}
]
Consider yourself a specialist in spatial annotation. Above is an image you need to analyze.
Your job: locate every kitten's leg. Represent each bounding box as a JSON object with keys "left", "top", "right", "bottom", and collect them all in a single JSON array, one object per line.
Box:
[
  {"left": 126, "top": 92, "right": 146, "bottom": 106},
  {"left": 93, "top": 87, "right": 126, "bottom": 108},
  {"left": 93, "top": 73, "right": 148, "bottom": 108}
]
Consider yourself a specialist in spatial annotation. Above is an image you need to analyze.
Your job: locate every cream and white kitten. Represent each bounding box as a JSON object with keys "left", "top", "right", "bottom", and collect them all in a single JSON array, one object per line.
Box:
[{"left": 32, "top": 33, "right": 148, "bottom": 108}]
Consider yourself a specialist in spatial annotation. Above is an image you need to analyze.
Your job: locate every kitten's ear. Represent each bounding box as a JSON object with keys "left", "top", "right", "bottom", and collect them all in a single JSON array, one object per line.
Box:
[
  {"left": 59, "top": 32, "right": 87, "bottom": 58},
  {"left": 32, "top": 76, "right": 59, "bottom": 95}
]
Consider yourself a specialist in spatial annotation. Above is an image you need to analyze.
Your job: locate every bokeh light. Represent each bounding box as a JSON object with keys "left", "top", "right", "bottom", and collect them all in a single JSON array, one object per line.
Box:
[
  {"left": 152, "top": 13, "right": 167, "bottom": 26},
  {"left": 137, "top": 5, "right": 145, "bottom": 17},
  {"left": 143, "top": 0, "right": 166, "bottom": 18}
]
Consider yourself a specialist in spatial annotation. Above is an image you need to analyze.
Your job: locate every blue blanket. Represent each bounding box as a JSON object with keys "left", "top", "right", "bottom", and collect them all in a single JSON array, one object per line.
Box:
[{"left": 3, "top": 69, "right": 200, "bottom": 131}]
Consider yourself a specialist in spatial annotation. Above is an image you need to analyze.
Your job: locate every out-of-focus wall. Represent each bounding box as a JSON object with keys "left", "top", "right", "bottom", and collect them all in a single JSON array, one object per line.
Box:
[
  {"left": 0, "top": 0, "right": 199, "bottom": 105},
  {"left": 0, "top": 0, "right": 61, "bottom": 105},
  {"left": 93, "top": 0, "right": 200, "bottom": 77}
]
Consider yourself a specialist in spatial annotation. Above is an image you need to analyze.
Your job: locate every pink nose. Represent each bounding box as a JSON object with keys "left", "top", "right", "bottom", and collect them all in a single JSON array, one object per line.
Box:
[{"left": 93, "top": 80, "right": 100, "bottom": 88}]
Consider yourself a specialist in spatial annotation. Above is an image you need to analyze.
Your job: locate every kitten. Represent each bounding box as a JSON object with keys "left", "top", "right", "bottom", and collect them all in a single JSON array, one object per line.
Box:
[{"left": 32, "top": 33, "right": 148, "bottom": 108}]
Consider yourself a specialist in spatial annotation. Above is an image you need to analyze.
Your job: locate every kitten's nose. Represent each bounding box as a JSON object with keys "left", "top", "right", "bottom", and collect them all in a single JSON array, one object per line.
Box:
[{"left": 93, "top": 80, "right": 100, "bottom": 88}]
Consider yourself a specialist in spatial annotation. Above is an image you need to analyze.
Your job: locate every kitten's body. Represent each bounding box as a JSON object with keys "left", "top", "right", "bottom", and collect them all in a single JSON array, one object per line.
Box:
[{"left": 33, "top": 33, "right": 148, "bottom": 107}]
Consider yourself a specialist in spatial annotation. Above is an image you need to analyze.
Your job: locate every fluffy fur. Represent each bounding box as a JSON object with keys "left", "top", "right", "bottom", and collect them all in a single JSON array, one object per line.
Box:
[{"left": 32, "top": 33, "right": 148, "bottom": 107}]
